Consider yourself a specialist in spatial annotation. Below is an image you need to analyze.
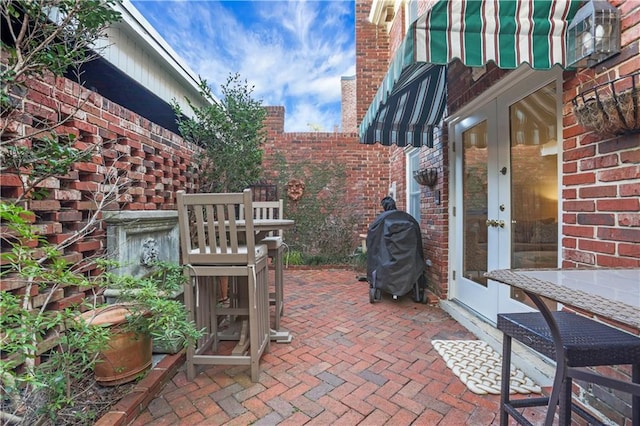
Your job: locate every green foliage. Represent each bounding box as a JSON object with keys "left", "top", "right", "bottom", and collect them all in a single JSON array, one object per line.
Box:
[
  {"left": 0, "top": 0, "right": 121, "bottom": 85},
  {"left": 173, "top": 73, "right": 266, "bottom": 192},
  {"left": 0, "top": 202, "right": 111, "bottom": 423},
  {"left": 96, "top": 260, "right": 202, "bottom": 348},
  {"left": 0, "top": 202, "right": 202, "bottom": 423},
  {"left": 1, "top": 0, "right": 122, "bottom": 202},
  {"left": 274, "top": 154, "right": 359, "bottom": 264},
  {"left": 284, "top": 249, "right": 304, "bottom": 266}
]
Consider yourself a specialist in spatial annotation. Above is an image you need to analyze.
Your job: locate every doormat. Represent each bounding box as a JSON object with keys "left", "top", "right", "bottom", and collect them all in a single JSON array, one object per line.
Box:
[{"left": 431, "top": 340, "right": 541, "bottom": 395}]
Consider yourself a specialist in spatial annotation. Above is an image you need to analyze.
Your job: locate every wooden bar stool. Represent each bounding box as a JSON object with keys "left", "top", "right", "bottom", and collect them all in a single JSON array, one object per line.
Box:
[
  {"left": 248, "top": 200, "right": 286, "bottom": 331},
  {"left": 177, "top": 189, "right": 270, "bottom": 382}
]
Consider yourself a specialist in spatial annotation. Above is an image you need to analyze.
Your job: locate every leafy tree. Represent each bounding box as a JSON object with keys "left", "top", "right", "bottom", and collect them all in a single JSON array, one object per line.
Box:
[
  {"left": 1, "top": 0, "right": 120, "bottom": 83},
  {"left": 1, "top": 0, "right": 121, "bottom": 201},
  {"left": 173, "top": 73, "right": 266, "bottom": 192},
  {"left": 0, "top": 2, "right": 154, "bottom": 423}
]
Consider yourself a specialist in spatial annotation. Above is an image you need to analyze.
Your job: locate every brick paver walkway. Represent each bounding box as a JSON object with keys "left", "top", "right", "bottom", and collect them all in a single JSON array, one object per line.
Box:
[{"left": 132, "top": 268, "right": 551, "bottom": 425}]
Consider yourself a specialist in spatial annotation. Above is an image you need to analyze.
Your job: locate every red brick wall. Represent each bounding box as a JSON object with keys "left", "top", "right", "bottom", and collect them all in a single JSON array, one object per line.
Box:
[
  {"left": 356, "top": 0, "right": 640, "bottom": 298},
  {"left": 1, "top": 76, "right": 199, "bottom": 208},
  {"left": 388, "top": 6, "right": 405, "bottom": 55},
  {"left": 0, "top": 73, "right": 200, "bottom": 363},
  {"left": 355, "top": 0, "right": 451, "bottom": 293},
  {"left": 561, "top": 0, "right": 640, "bottom": 268},
  {"left": 3, "top": 72, "right": 391, "bottom": 275},
  {"left": 355, "top": 1, "right": 390, "bottom": 126},
  {"left": 355, "top": 0, "right": 409, "bottom": 210},
  {"left": 448, "top": 61, "right": 510, "bottom": 115},
  {"left": 348, "top": 0, "right": 394, "bottom": 229},
  {"left": 261, "top": 110, "right": 389, "bottom": 235},
  {"left": 341, "top": 76, "right": 357, "bottom": 133}
]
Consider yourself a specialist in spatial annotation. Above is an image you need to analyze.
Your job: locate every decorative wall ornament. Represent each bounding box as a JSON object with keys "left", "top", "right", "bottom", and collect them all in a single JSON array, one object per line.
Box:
[
  {"left": 414, "top": 168, "right": 438, "bottom": 187},
  {"left": 104, "top": 210, "right": 179, "bottom": 280},
  {"left": 140, "top": 238, "right": 159, "bottom": 267},
  {"left": 286, "top": 178, "right": 306, "bottom": 201}
]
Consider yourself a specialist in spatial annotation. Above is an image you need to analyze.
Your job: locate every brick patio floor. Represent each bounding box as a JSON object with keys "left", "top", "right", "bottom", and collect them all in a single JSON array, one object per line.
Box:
[{"left": 128, "top": 268, "right": 555, "bottom": 425}]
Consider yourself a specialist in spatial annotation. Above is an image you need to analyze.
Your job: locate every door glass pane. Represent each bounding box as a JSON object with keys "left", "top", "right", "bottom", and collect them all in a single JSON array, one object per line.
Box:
[
  {"left": 463, "top": 121, "right": 488, "bottom": 286},
  {"left": 408, "top": 150, "right": 420, "bottom": 222},
  {"left": 510, "top": 83, "right": 558, "bottom": 270}
]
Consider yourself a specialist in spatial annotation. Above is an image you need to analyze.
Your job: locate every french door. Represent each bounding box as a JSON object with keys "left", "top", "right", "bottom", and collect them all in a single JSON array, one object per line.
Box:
[{"left": 452, "top": 70, "right": 561, "bottom": 323}]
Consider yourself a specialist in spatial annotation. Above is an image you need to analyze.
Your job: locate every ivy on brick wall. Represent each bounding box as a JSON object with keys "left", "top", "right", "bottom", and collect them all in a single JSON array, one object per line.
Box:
[{"left": 272, "top": 153, "right": 359, "bottom": 264}]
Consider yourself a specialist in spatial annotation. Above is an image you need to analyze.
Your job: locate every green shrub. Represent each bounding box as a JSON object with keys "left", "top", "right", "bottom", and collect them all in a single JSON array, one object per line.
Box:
[
  {"left": 0, "top": 203, "right": 201, "bottom": 424},
  {"left": 284, "top": 249, "right": 304, "bottom": 266}
]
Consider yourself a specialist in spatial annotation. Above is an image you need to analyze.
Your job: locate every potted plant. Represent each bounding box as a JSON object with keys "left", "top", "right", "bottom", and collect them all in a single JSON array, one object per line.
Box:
[
  {"left": 1, "top": 202, "right": 202, "bottom": 426},
  {"left": 100, "top": 260, "right": 194, "bottom": 354},
  {"left": 80, "top": 260, "right": 203, "bottom": 385},
  {"left": 77, "top": 304, "right": 153, "bottom": 387}
]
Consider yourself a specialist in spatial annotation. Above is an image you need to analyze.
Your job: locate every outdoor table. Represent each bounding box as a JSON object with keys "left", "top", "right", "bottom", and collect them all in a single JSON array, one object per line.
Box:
[
  {"left": 220, "top": 218, "right": 295, "bottom": 347},
  {"left": 212, "top": 218, "right": 294, "bottom": 239},
  {"left": 485, "top": 268, "right": 640, "bottom": 425},
  {"left": 249, "top": 218, "right": 294, "bottom": 242}
]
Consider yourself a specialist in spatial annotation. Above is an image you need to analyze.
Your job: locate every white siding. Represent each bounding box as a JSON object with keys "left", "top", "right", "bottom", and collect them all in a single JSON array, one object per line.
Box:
[{"left": 92, "top": 0, "right": 210, "bottom": 119}]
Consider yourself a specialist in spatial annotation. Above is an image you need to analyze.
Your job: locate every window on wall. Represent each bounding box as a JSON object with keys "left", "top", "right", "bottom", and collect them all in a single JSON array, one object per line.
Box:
[
  {"left": 407, "top": 149, "right": 421, "bottom": 222},
  {"left": 405, "top": 0, "right": 419, "bottom": 26}
]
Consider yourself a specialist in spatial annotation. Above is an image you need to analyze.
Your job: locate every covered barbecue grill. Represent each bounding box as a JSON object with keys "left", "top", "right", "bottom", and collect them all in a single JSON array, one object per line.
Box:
[{"left": 366, "top": 209, "right": 427, "bottom": 303}]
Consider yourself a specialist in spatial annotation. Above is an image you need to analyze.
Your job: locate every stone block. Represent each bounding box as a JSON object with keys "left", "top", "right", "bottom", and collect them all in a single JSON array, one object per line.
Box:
[{"left": 103, "top": 210, "right": 179, "bottom": 281}]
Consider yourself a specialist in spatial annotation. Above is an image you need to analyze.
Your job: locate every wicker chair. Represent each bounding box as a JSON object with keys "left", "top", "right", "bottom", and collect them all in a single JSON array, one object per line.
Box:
[
  {"left": 177, "top": 189, "right": 270, "bottom": 382},
  {"left": 498, "top": 310, "right": 640, "bottom": 425}
]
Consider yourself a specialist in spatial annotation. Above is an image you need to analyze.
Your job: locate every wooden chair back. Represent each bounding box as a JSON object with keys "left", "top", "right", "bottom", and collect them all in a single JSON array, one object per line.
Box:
[
  {"left": 177, "top": 189, "right": 258, "bottom": 266},
  {"left": 249, "top": 199, "right": 284, "bottom": 238}
]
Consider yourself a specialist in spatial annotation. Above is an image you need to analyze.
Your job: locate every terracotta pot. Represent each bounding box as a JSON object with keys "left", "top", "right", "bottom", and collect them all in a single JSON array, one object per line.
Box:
[{"left": 79, "top": 305, "right": 152, "bottom": 386}]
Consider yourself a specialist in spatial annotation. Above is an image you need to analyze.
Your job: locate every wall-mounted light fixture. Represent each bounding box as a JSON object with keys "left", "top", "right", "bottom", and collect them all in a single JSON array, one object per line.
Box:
[{"left": 567, "top": 0, "right": 620, "bottom": 68}]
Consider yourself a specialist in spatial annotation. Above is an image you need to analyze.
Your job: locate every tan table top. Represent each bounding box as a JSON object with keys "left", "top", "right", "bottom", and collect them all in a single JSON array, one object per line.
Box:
[
  {"left": 486, "top": 268, "right": 640, "bottom": 330},
  {"left": 251, "top": 219, "right": 294, "bottom": 230}
]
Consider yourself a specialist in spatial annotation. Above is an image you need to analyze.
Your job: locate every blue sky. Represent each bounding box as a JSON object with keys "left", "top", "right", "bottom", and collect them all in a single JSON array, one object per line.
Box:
[{"left": 131, "top": 0, "right": 356, "bottom": 132}]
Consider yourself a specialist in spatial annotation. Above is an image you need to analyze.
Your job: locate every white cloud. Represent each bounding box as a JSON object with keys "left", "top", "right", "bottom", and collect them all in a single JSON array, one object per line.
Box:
[
  {"left": 287, "top": 99, "right": 340, "bottom": 132},
  {"left": 131, "top": 0, "right": 355, "bottom": 132}
]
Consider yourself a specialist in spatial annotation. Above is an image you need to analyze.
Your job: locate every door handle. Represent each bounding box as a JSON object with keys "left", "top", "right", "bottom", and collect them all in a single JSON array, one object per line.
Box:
[{"left": 485, "top": 219, "right": 505, "bottom": 228}]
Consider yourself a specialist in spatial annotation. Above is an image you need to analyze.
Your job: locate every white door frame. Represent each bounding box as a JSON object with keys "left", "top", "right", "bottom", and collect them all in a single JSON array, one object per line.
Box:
[
  {"left": 447, "top": 66, "right": 563, "bottom": 323},
  {"left": 450, "top": 102, "right": 501, "bottom": 319}
]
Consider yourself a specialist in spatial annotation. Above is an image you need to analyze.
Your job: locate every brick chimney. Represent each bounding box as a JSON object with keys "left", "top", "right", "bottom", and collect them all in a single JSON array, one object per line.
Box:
[{"left": 341, "top": 75, "right": 357, "bottom": 133}]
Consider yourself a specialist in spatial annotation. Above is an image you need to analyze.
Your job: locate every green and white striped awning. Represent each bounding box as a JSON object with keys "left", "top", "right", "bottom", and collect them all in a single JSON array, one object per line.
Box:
[{"left": 360, "top": 0, "right": 581, "bottom": 148}]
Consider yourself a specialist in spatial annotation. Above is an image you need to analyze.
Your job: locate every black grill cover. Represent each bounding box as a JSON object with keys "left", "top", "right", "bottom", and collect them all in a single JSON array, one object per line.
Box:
[{"left": 366, "top": 210, "right": 425, "bottom": 297}]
